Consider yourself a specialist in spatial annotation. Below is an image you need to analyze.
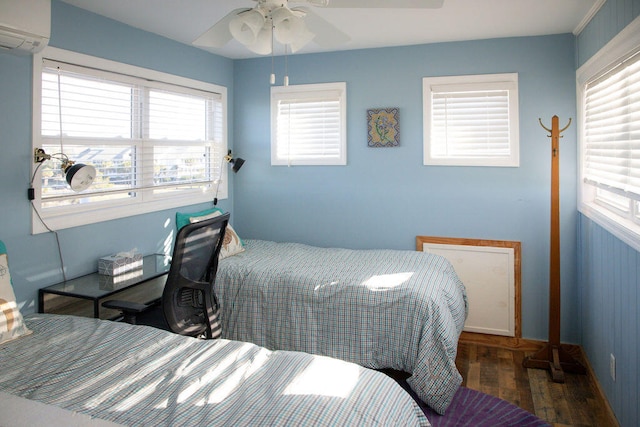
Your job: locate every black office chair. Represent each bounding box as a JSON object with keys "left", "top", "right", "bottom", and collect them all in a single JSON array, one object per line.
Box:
[{"left": 103, "top": 212, "right": 230, "bottom": 339}]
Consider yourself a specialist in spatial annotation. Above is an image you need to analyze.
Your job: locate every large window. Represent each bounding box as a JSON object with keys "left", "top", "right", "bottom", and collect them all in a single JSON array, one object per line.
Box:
[
  {"left": 271, "top": 82, "right": 347, "bottom": 166},
  {"left": 32, "top": 48, "right": 227, "bottom": 233},
  {"left": 423, "top": 73, "right": 519, "bottom": 167},
  {"left": 577, "top": 17, "right": 640, "bottom": 251}
]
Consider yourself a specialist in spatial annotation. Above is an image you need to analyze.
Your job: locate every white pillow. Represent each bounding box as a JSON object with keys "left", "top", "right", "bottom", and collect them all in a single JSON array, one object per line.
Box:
[
  {"left": 189, "top": 212, "right": 245, "bottom": 259},
  {"left": 0, "top": 253, "right": 32, "bottom": 344}
]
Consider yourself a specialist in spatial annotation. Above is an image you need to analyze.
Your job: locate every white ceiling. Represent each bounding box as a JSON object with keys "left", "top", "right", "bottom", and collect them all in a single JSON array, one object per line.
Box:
[{"left": 60, "top": 0, "right": 602, "bottom": 59}]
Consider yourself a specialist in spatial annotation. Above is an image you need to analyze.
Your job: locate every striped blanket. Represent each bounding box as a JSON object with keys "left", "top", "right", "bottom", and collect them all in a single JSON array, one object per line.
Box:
[
  {"left": 216, "top": 240, "right": 468, "bottom": 414},
  {"left": 0, "top": 314, "right": 429, "bottom": 426}
]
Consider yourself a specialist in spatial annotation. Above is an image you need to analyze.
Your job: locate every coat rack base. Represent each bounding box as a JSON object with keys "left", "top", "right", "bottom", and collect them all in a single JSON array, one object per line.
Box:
[{"left": 523, "top": 343, "right": 586, "bottom": 383}]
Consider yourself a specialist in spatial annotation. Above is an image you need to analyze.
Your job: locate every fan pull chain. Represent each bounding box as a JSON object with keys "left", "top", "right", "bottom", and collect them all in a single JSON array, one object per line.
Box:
[
  {"left": 284, "top": 44, "right": 289, "bottom": 86},
  {"left": 270, "top": 21, "right": 276, "bottom": 85}
]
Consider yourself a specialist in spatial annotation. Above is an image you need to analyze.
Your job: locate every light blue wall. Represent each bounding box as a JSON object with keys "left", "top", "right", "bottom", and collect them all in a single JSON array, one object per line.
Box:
[
  {"left": 232, "top": 35, "right": 579, "bottom": 342},
  {"left": 0, "top": 1, "right": 234, "bottom": 313},
  {"left": 576, "top": 1, "right": 640, "bottom": 425}
]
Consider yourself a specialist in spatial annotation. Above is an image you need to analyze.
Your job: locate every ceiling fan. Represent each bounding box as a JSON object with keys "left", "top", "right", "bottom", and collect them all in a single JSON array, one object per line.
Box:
[{"left": 193, "top": 0, "right": 444, "bottom": 55}]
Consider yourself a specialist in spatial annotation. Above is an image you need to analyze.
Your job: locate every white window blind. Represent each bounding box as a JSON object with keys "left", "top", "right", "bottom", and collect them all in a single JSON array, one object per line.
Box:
[
  {"left": 33, "top": 48, "right": 227, "bottom": 232},
  {"left": 423, "top": 74, "right": 519, "bottom": 167},
  {"left": 40, "top": 60, "right": 223, "bottom": 206},
  {"left": 271, "top": 82, "right": 346, "bottom": 166},
  {"left": 583, "top": 51, "right": 640, "bottom": 202}
]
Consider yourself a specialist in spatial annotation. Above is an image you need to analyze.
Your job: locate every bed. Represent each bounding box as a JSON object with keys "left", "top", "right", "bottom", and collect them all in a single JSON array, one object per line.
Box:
[
  {"left": 215, "top": 239, "right": 469, "bottom": 415},
  {"left": 0, "top": 313, "right": 429, "bottom": 426}
]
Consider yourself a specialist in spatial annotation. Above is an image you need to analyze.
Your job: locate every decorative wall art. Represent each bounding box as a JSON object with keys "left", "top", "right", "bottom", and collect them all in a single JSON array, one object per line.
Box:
[{"left": 367, "top": 108, "right": 400, "bottom": 147}]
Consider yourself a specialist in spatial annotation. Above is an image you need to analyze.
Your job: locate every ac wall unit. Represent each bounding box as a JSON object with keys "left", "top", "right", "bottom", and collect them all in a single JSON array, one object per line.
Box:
[{"left": 0, "top": 0, "right": 50, "bottom": 55}]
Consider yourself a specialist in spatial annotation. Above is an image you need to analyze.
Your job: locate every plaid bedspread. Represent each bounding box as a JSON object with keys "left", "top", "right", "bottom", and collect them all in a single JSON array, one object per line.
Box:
[
  {"left": 216, "top": 240, "right": 469, "bottom": 414},
  {"left": 0, "top": 314, "right": 429, "bottom": 426}
]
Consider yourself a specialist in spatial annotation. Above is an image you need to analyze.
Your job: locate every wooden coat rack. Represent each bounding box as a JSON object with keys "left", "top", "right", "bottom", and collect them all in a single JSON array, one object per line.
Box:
[{"left": 522, "top": 115, "right": 586, "bottom": 382}]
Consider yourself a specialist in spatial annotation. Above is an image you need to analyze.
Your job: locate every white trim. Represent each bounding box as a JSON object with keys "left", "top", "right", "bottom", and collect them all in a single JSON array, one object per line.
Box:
[
  {"left": 573, "top": 0, "right": 606, "bottom": 35},
  {"left": 576, "top": 15, "right": 640, "bottom": 252}
]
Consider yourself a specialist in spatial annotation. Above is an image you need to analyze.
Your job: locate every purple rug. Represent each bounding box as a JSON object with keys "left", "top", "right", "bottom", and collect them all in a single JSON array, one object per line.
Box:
[
  {"left": 382, "top": 370, "right": 550, "bottom": 427},
  {"left": 421, "top": 386, "right": 550, "bottom": 427}
]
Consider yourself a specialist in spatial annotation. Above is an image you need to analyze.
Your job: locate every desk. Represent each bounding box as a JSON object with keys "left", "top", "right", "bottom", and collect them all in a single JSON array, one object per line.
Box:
[{"left": 39, "top": 254, "right": 171, "bottom": 319}]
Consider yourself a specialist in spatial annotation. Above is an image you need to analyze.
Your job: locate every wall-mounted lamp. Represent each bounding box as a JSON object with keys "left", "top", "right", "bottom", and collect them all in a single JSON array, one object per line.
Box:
[
  {"left": 214, "top": 150, "right": 245, "bottom": 206},
  {"left": 33, "top": 148, "right": 96, "bottom": 192},
  {"left": 224, "top": 149, "right": 245, "bottom": 173}
]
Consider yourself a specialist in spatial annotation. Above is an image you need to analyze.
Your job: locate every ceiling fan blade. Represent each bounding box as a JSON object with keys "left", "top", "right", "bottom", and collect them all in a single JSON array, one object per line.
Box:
[
  {"left": 192, "top": 8, "right": 250, "bottom": 48},
  {"left": 300, "top": 8, "right": 350, "bottom": 48},
  {"left": 318, "top": 0, "right": 443, "bottom": 8}
]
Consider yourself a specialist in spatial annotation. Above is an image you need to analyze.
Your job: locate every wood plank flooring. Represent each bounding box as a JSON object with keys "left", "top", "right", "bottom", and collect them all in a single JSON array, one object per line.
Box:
[{"left": 456, "top": 342, "right": 619, "bottom": 426}]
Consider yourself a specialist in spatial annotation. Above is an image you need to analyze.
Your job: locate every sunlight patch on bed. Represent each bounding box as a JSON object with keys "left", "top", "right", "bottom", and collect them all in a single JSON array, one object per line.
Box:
[
  {"left": 200, "top": 347, "right": 270, "bottom": 405},
  {"left": 362, "top": 272, "right": 414, "bottom": 291},
  {"left": 111, "top": 376, "right": 167, "bottom": 411},
  {"left": 177, "top": 343, "right": 254, "bottom": 404},
  {"left": 83, "top": 338, "right": 192, "bottom": 409},
  {"left": 283, "top": 357, "right": 359, "bottom": 398},
  {"left": 314, "top": 281, "right": 340, "bottom": 291}
]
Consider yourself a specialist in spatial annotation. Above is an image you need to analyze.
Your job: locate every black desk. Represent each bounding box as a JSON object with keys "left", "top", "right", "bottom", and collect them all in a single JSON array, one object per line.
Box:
[{"left": 39, "top": 254, "right": 171, "bottom": 319}]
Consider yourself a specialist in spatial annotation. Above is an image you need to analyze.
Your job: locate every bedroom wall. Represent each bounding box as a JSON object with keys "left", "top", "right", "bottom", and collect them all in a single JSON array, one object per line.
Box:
[
  {"left": 0, "top": 1, "right": 234, "bottom": 313},
  {"left": 232, "top": 34, "right": 579, "bottom": 342},
  {"left": 576, "top": 1, "right": 640, "bottom": 425}
]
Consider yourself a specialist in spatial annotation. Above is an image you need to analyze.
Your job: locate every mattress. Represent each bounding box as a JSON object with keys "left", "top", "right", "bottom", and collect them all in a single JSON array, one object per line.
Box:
[
  {"left": 0, "top": 313, "right": 429, "bottom": 427},
  {"left": 216, "top": 240, "right": 468, "bottom": 414}
]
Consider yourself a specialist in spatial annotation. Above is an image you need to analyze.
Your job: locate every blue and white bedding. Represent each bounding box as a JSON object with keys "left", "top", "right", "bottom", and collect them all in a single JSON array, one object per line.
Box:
[
  {"left": 0, "top": 313, "right": 429, "bottom": 427},
  {"left": 216, "top": 240, "right": 469, "bottom": 414}
]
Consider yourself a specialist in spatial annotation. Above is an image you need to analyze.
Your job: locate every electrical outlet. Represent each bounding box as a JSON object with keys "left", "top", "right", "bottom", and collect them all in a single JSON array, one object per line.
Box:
[{"left": 610, "top": 353, "right": 616, "bottom": 381}]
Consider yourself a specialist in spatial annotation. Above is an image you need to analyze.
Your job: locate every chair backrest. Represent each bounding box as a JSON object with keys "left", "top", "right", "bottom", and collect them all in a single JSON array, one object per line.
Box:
[{"left": 162, "top": 212, "right": 230, "bottom": 338}]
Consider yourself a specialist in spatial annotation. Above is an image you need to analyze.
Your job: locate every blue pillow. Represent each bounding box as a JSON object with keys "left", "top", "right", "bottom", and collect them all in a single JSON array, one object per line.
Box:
[{"left": 175, "top": 207, "right": 224, "bottom": 230}]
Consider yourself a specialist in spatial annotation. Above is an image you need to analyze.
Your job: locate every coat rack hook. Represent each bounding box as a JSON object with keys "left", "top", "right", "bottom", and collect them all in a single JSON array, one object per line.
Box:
[
  {"left": 538, "top": 118, "right": 552, "bottom": 134},
  {"left": 560, "top": 118, "right": 572, "bottom": 134}
]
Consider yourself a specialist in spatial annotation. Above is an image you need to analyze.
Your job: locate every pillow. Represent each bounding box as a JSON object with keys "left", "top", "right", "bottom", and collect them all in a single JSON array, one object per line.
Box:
[
  {"left": 176, "top": 207, "right": 223, "bottom": 231},
  {"left": 189, "top": 211, "right": 245, "bottom": 259},
  {"left": 0, "top": 249, "right": 32, "bottom": 344}
]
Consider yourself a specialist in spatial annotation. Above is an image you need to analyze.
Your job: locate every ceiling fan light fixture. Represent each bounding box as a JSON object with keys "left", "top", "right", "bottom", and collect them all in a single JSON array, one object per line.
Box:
[
  {"left": 229, "top": 9, "right": 266, "bottom": 45},
  {"left": 246, "top": 22, "right": 273, "bottom": 55},
  {"left": 272, "top": 7, "right": 309, "bottom": 45}
]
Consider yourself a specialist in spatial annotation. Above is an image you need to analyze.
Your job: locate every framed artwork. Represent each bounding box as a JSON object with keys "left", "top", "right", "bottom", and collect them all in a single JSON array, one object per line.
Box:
[{"left": 367, "top": 107, "right": 399, "bottom": 147}]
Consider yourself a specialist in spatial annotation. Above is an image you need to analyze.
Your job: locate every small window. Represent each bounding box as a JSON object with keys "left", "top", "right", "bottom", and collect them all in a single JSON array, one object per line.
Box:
[
  {"left": 271, "top": 82, "right": 347, "bottom": 166},
  {"left": 32, "top": 48, "right": 227, "bottom": 233},
  {"left": 423, "top": 73, "right": 519, "bottom": 167}
]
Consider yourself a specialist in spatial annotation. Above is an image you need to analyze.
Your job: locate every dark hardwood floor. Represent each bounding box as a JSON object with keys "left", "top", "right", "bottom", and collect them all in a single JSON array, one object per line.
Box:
[{"left": 456, "top": 342, "right": 619, "bottom": 427}]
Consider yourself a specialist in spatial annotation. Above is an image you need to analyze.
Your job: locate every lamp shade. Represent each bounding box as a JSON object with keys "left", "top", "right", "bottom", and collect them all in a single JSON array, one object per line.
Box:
[
  {"left": 229, "top": 9, "right": 265, "bottom": 45},
  {"left": 246, "top": 22, "right": 273, "bottom": 55},
  {"left": 272, "top": 7, "right": 307, "bottom": 45},
  {"left": 64, "top": 163, "right": 96, "bottom": 192},
  {"left": 230, "top": 157, "right": 245, "bottom": 173}
]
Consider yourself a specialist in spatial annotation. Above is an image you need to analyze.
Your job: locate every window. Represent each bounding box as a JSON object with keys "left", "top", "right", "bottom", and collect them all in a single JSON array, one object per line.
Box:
[
  {"left": 423, "top": 73, "right": 519, "bottom": 167},
  {"left": 32, "top": 48, "right": 227, "bottom": 233},
  {"left": 577, "top": 17, "right": 640, "bottom": 251},
  {"left": 271, "top": 82, "right": 346, "bottom": 166}
]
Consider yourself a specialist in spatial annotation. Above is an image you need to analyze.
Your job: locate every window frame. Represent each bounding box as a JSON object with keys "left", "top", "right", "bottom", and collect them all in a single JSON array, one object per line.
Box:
[
  {"left": 423, "top": 73, "right": 520, "bottom": 167},
  {"left": 271, "top": 82, "right": 347, "bottom": 166},
  {"left": 576, "top": 16, "right": 640, "bottom": 252},
  {"left": 31, "top": 47, "right": 228, "bottom": 234}
]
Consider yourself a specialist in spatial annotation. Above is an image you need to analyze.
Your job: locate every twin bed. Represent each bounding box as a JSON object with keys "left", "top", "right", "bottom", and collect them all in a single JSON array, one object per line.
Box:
[
  {"left": 215, "top": 239, "right": 468, "bottom": 415},
  {"left": 0, "top": 313, "right": 429, "bottom": 426}
]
